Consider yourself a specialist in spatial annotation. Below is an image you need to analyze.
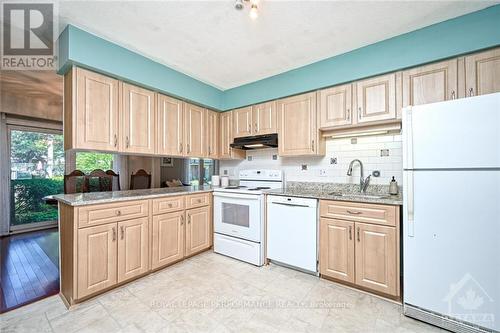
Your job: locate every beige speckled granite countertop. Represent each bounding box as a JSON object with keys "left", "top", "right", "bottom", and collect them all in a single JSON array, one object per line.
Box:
[
  {"left": 52, "top": 186, "right": 214, "bottom": 206},
  {"left": 264, "top": 182, "right": 402, "bottom": 206}
]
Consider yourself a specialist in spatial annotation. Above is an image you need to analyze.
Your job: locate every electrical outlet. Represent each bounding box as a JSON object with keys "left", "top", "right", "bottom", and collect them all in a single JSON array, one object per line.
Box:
[
  {"left": 380, "top": 149, "right": 390, "bottom": 157},
  {"left": 301, "top": 164, "right": 308, "bottom": 171},
  {"left": 247, "top": 156, "right": 253, "bottom": 161},
  {"left": 330, "top": 157, "right": 337, "bottom": 165},
  {"left": 272, "top": 154, "right": 278, "bottom": 160},
  {"left": 223, "top": 169, "right": 228, "bottom": 175},
  {"left": 351, "top": 138, "right": 357, "bottom": 144},
  {"left": 319, "top": 169, "right": 327, "bottom": 177}
]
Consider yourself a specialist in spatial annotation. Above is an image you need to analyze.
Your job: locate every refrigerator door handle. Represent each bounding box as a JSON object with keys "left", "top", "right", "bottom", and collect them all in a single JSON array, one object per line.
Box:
[
  {"left": 405, "top": 107, "right": 414, "bottom": 170},
  {"left": 406, "top": 170, "right": 415, "bottom": 237}
]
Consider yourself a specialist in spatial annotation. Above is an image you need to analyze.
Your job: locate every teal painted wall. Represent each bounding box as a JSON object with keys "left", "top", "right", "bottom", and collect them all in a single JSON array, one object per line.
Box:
[
  {"left": 222, "top": 5, "right": 500, "bottom": 110},
  {"left": 57, "top": 25, "right": 224, "bottom": 110},
  {"left": 58, "top": 6, "right": 500, "bottom": 112}
]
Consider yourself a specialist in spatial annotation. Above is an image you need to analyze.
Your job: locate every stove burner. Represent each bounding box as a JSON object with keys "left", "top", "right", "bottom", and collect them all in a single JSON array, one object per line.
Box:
[{"left": 248, "top": 187, "right": 271, "bottom": 191}]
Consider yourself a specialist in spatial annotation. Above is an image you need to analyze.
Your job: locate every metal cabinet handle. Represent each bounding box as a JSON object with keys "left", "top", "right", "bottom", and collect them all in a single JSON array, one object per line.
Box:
[
  {"left": 179, "top": 143, "right": 183, "bottom": 153},
  {"left": 114, "top": 134, "right": 117, "bottom": 147},
  {"left": 311, "top": 140, "right": 315, "bottom": 150},
  {"left": 346, "top": 109, "right": 350, "bottom": 121},
  {"left": 112, "top": 227, "right": 116, "bottom": 241},
  {"left": 357, "top": 227, "right": 360, "bottom": 242},
  {"left": 347, "top": 210, "right": 362, "bottom": 215},
  {"left": 254, "top": 122, "right": 258, "bottom": 133},
  {"left": 358, "top": 107, "right": 362, "bottom": 120},
  {"left": 469, "top": 88, "right": 474, "bottom": 97},
  {"left": 349, "top": 226, "right": 352, "bottom": 240},
  {"left": 187, "top": 143, "right": 190, "bottom": 154},
  {"left": 116, "top": 210, "right": 121, "bottom": 216},
  {"left": 120, "top": 226, "right": 124, "bottom": 240},
  {"left": 188, "top": 215, "right": 191, "bottom": 224},
  {"left": 248, "top": 124, "right": 251, "bottom": 133},
  {"left": 451, "top": 90, "right": 456, "bottom": 100},
  {"left": 126, "top": 136, "right": 130, "bottom": 148},
  {"left": 181, "top": 215, "right": 184, "bottom": 225}
]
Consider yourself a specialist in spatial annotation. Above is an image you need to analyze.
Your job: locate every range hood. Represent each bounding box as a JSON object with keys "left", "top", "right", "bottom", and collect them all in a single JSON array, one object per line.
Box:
[{"left": 230, "top": 134, "right": 278, "bottom": 150}]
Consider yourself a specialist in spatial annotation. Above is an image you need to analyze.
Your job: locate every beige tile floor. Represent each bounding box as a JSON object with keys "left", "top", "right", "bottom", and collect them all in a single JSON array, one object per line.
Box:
[{"left": 0, "top": 251, "right": 444, "bottom": 333}]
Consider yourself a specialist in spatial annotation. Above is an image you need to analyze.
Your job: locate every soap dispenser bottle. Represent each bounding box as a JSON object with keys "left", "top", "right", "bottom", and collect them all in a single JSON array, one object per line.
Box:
[{"left": 389, "top": 176, "right": 399, "bottom": 195}]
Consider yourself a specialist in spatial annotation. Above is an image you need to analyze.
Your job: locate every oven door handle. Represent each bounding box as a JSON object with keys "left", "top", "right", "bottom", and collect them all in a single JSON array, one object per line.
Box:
[
  {"left": 270, "top": 202, "right": 311, "bottom": 208},
  {"left": 213, "top": 192, "right": 261, "bottom": 200}
]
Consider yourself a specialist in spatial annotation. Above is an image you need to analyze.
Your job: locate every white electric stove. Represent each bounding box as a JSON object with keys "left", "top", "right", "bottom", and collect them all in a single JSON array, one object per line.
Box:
[{"left": 213, "top": 170, "right": 283, "bottom": 266}]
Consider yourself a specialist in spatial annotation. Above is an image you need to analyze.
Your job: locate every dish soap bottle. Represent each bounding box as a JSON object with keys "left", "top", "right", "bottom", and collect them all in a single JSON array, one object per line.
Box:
[{"left": 389, "top": 176, "right": 399, "bottom": 195}]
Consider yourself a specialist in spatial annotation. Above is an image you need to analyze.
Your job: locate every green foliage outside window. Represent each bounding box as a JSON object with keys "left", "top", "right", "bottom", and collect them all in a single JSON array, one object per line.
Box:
[{"left": 76, "top": 152, "right": 114, "bottom": 173}]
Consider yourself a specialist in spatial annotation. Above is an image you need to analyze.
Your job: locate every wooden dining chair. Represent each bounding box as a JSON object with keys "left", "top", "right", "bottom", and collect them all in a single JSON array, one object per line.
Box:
[
  {"left": 87, "top": 169, "right": 113, "bottom": 192},
  {"left": 64, "top": 170, "right": 87, "bottom": 194},
  {"left": 130, "top": 169, "right": 151, "bottom": 190},
  {"left": 105, "top": 170, "right": 121, "bottom": 191}
]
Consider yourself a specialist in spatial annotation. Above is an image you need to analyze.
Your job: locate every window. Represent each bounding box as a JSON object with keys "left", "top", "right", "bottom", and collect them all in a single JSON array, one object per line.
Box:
[
  {"left": 185, "top": 158, "right": 218, "bottom": 186},
  {"left": 75, "top": 152, "right": 115, "bottom": 173}
]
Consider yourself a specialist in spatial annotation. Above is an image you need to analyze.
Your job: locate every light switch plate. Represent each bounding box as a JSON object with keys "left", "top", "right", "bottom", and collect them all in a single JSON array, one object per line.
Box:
[
  {"left": 301, "top": 164, "right": 308, "bottom": 170},
  {"left": 380, "top": 149, "right": 390, "bottom": 157},
  {"left": 247, "top": 156, "right": 253, "bottom": 161}
]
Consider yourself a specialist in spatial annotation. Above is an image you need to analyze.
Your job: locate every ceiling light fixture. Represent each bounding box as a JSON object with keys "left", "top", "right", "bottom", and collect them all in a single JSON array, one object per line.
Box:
[
  {"left": 249, "top": 4, "right": 258, "bottom": 20},
  {"left": 234, "top": 0, "right": 260, "bottom": 19}
]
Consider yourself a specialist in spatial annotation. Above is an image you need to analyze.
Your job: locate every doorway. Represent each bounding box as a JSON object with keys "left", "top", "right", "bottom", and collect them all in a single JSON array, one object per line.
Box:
[{"left": 8, "top": 127, "right": 64, "bottom": 233}]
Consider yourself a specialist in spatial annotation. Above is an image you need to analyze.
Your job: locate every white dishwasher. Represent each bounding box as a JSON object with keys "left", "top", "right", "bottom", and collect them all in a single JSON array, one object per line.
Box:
[{"left": 266, "top": 195, "right": 318, "bottom": 274}]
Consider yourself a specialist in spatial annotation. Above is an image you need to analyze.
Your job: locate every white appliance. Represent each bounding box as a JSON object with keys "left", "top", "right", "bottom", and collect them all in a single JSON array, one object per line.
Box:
[
  {"left": 402, "top": 93, "right": 500, "bottom": 333},
  {"left": 267, "top": 195, "right": 318, "bottom": 274},
  {"left": 213, "top": 170, "right": 283, "bottom": 266}
]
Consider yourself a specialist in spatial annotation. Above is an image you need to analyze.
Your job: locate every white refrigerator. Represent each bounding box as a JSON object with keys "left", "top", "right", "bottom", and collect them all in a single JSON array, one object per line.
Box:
[{"left": 403, "top": 93, "right": 500, "bottom": 333}]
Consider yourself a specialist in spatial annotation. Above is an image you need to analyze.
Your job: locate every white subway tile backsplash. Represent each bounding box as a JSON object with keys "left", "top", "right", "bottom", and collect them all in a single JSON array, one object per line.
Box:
[{"left": 219, "top": 134, "right": 403, "bottom": 185}]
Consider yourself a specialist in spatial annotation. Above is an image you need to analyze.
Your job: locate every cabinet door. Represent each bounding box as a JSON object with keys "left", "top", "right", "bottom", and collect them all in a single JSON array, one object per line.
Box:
[
  {"left": 277, "top": 92, "right": 319, "bottom": 156},
  {"left": 185, "top": 206, "right": 211, "bottom": 256},
  {"left": 77, "top": 223, "right": 117, "bottom": 299},
  {"left": 75, "top": 68, "right": 119, "bottom": 151},
  {"left": 121, "top": 83, "right": 155, "bottom": 154},
  {"left": 117, "top": 217, "right": 149, "bottom": 283},
  {"left": 402, "top": 59, "right": 458, "bottom": 107},
  {"left": 465, "top": 48, "right": 500, "bottom": 97},
  {"left": 355, "top": 73, "right": 396, "bottom": 124},
  {"left": 151, "top": 211, "right": 185, "bottom": 270},
  {"left": 184, "top": 103, "right": 206, "bottom": 157},
  {"left": 219, "top": 111, "right": 245, "bottom": 160},
  {"left": 319, "top": 84, "right": 353, "bottom": 128},
  {"left": 355, "top": 222, "right": 397, "bottom": 296},
  {"left": 157, "top": 94, "right": 184, "bottom": 156},
  {"left": 233, "top": 106, "right": 253, "bottom": 138},
  {"left": 206, "top": 110, "right": 219, "bottom": 158},
  {"left": 252, "top": 102, "right": 277, "bottom": 135},
  {"left": 320, "top": 218, "right": 355, "bottom": 283}
]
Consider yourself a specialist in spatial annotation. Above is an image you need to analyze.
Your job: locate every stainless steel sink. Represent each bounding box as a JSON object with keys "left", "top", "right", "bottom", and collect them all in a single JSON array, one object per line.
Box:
[{"left": 327, "top": 192, "right": 389, "bottom": 199}]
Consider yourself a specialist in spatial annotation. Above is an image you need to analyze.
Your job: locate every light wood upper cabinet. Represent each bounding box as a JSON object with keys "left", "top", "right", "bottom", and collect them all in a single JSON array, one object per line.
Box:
[
  {"left": 403, "top": 59, "right": 458, "bottom": 107},
  {"left": 206, "top": 110, "right": 219, "bottom": 159},
  {"left": 117, "top": 217, "right": 149, "bottom": 283},
  {"left": 319, "top": 84, "right": 353, "bottom": 128},
  {"left": 252, "top": 102, "right": 277, "bottom": 135},
  {"left": 71, "top": 67, "right": 120, "bottom": 152},
  {"left": 219, "top": 111, "right": 245, "bottom": 160},
  {"left": 184, "top": 103, "right": 206, "bottom": 157},
  {"left": 277, "top": 92, "right": 323, "bottom": 156},
  {"left": 77, "top": 223, "right": 117, "bottom": 299},
  {"left": 233, "top": 106, "right": 253, "bottom": 138},
  {"left": 157, "top": 94, "right": 184, "bottom": 156},
  {"left": 320, "top": 218, "right": 355, "bottom": 283},
  {"left": 355, "top": 73, "right": 397, "bottom": 124},
  {"left": 121, "top": 83, "right": 156, "bottom": 154},
  {"left": 355, "top": 222, "right": 397, "bottom": 296},
  {"left": 151, "top": 211, "right": 185, "bottom": 270},
  {"left": 465, "top": 48, "right": 500, "bottom": 97},
  {"left": 185, "top": 206, "right": 211, "bottom": 256}
]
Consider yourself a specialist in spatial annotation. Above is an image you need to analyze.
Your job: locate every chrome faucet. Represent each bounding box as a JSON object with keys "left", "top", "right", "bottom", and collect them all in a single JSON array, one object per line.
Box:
[{"left": 347, "top": 159, "right": 371, "bottom": 193}]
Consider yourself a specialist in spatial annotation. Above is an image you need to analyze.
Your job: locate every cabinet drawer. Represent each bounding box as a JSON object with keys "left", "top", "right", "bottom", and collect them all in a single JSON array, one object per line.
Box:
[
  {"left": 320, "top": 200, "right": 396, "bottom": 227},
  {"left": 78, "top": 200, "right": 149, "bottom": 228},
  {"left": 186, "top": 193, "right": 210, "bottom": 209},
  {"left": 152, "top": 196, "right": 185, "bottom": 215}
]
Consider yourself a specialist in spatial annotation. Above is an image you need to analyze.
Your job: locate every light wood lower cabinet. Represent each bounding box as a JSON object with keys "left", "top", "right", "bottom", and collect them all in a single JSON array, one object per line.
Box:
[
  {"left": 77, "top": 223, "right": 117, "bottom": 299},
  {"left": 319, "top": 200, "right": 400, "bottom": 298},
  {"left": 151, "top": 211, "right": 185, "bottom": 270},
  {"left": 355, "top": 222, "right": 397, "bottom": 296},
  {"left": 186, "top": 206, "right": 212, "bottom": 256},
  {"left": 61, "top": 194, "right": 213, "bottom": 307},
  {"left": 320, "top": 218, "right": 355, "bottom": 283},
  {"left": 117, "top": 217, "right": 149, "bottom": 283}
]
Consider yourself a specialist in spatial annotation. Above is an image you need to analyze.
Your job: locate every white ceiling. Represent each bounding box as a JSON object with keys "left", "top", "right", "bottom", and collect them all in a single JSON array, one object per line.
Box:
[{"left": 58, "top": 1, "right": 498, "bottom": 90}]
